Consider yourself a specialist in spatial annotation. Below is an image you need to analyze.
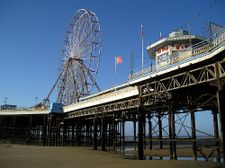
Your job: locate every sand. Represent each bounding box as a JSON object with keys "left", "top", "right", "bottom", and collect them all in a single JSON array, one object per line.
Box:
[{"left": 0, "top": 144, "right": 223, "bottom": 168}]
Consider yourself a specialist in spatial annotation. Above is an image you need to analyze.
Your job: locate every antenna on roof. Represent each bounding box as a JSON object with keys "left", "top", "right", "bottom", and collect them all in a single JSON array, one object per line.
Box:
[
  {"left": 188, "top": 20, "right": 192, "bottom": 46},
  {"left": 160, "top": 32, "right": 163, "bottom": 39},
  {"left": 4, "top": 97, "right": 8, "bottom": 105},
  {"left": 141, "top": 24, "right": 144, "bottom": 69},
  {"left": 130, "top": 51, "right": 134, "bottom": 78}
]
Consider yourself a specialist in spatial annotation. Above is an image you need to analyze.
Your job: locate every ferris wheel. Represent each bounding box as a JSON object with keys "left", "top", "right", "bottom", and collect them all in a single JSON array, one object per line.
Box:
[{"left": 55, "top": 9, "right": 102, "bottom": 105}]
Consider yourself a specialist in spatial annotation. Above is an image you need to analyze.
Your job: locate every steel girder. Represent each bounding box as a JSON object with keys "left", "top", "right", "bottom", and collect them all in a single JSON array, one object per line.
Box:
[
  {"left": 139, "top": 59, "right": 225, "bottom": 98},
  {"left": 65, "top": 97, "right": 140, "bottom": 119}
]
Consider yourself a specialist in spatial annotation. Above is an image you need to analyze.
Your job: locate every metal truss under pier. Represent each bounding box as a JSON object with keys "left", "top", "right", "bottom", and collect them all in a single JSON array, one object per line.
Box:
[
  {"left": 61, "top": 53, "right": 225, "bottom": 163},
  {"left": 0, "top": 111, "right": 63, "bottom": 146},
  {"left": 0, "top": 113, "right": 48, "bottom": 145}
]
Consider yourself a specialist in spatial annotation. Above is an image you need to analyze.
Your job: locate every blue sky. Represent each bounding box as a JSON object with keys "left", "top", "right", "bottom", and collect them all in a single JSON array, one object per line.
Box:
[{"left": 0, "top": 0, "right": 224, "bottom": 107}]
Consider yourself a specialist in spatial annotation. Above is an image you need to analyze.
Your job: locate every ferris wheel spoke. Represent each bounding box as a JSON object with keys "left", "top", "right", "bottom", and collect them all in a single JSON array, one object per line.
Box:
[
  {"left": 81, "top": 71, "right": 90, "bottom": 95},
  {"left": 79, "top": 29, "right": 93, "bottom": 47},
  {"left": 74, "top": 59, "right": 96, "bottom": 85},
  {"left": 75, "top": 30, "right": 93, "bottom": 48},
  {"left": 70, "top": 62, "right": 86, "bottom": 97},
  {"left": 77, "top": 60, "right": 100, "bottom": 91},
  {"left": 79, "top": 19, "right": 91, "bottom": 39},
  {"left": 76, "top": 23, "right": 94, "bottom": 49},
  {"left": 71, "top": 41, "right": 93, "bottom": 59},
  {"left": 79, "top": 22, "right": 95, "bottom": 43},
  {"left": 76, "top": 63, "right": 90, "bottom": 95},
  {"left": 77, "top": 19, "right": 89, "bottom": 43},
  {"left": 68, "top": 67, "right": 80, "bottom": 101},
  {"left": 79, "top": 25, "right": 90, "bottom": 44},
  {"left": 71, "top": 11, "right": 87, "bottom": 40}
]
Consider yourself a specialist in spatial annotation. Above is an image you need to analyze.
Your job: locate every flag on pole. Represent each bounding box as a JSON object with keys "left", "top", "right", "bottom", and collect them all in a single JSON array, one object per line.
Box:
[
  {"left": 114, "top": 56, "right": 123, "bottom": 90},
  {"left": 115, "top": 56, "right": 123, "bottom": 64}
]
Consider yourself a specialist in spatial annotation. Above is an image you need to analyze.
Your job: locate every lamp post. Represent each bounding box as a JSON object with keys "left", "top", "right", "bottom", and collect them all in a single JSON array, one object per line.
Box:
[{"left": 4, "top": 97, "right": 8, "bottom": 105}]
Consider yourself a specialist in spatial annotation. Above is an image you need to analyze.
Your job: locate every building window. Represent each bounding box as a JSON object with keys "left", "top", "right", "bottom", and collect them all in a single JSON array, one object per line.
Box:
[{"left": 157, "top": 53, "right": 170, "bottom": 66}]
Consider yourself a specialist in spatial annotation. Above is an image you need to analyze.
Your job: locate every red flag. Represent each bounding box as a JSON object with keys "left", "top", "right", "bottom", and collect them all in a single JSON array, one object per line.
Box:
[{"left": 116, "top": 56, "right": 123, "bottom": 64}]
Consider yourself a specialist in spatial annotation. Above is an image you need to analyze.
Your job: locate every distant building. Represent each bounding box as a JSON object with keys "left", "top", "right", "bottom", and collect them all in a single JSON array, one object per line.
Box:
[{"left": 0, "top": 104, "right": 17, "bottom": 110}]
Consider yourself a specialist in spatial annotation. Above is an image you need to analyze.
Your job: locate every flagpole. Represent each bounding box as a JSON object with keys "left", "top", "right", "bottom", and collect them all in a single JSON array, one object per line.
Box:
[
  {"left": 130, "top": 51, "right": 133, "bottom": 78},
  {"left": 114, "top": 56, "right": 117, "bottom": 90},
  {"left": 188, "top": 20, "right": 192, "bottom": 46},
  {"left": 141, "top": 24, "right": 144, "bottom": 69}
]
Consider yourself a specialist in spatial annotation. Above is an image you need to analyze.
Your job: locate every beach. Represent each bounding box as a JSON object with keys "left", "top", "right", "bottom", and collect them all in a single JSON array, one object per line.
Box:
[{"left": 0, "top": 144, "right": 223, "bottom": 168}]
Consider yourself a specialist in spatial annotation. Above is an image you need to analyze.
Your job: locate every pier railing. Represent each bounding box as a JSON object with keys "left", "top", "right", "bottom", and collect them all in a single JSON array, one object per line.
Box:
[{"left": 129, "top": 27, "right": 225, "bottom": 81}]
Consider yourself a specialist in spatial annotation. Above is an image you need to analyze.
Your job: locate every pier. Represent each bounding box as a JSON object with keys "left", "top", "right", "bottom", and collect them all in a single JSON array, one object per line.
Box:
[{"left": 0, "top": 19, "right": 225, "bottom": 165}]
